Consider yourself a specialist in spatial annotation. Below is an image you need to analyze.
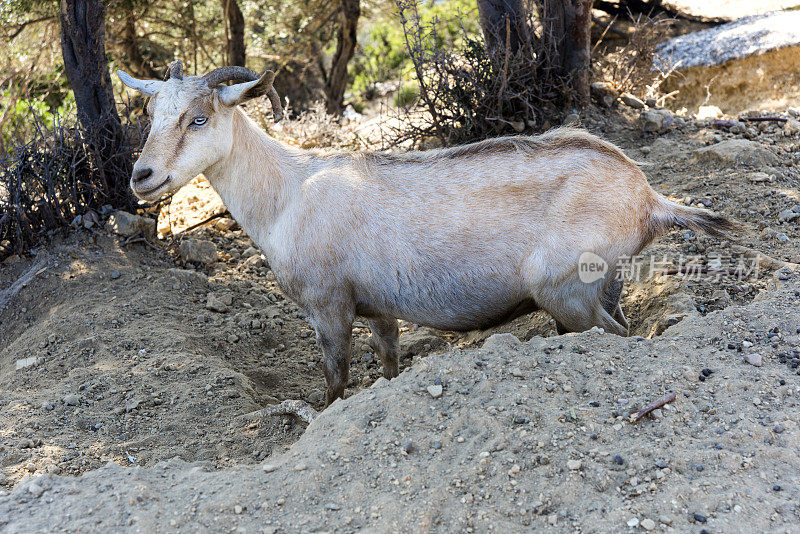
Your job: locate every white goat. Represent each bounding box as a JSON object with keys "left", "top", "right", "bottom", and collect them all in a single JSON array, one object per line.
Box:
[{"left": 118, "top": 62, "right": 734, "bottom": 404}]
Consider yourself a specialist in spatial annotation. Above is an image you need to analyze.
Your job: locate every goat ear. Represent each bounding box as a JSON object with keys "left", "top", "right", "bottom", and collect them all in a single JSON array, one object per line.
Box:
[
  {"left": 117, "top": 70, "right": 163, "bottom": 96},
  {"left": 217, "top": 70, "right": 276, "bottom": 107}
]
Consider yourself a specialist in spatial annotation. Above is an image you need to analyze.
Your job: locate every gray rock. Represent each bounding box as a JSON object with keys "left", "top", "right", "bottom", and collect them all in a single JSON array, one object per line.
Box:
[
  {"left": 656, "top": 11, "right": 800, "bottom": 70},
  {"left": 620, "top": 93, "right": 645, "bottom": 109},
  {"left": 744, "top": 353, "right": 763, "bottom": 367},
  {"left": 206, "top": 294, "right": 229, "bottom": 313},
  {"left": 242, "top": 247, "right": 259, "bottom": 258},
  {"left": 778, "top": 209, "right": 799, "bottom": 223},
  {"left": 640, "top": 109, "right": 673, "bottom": 133},
  {"left": 105, "top": 210, "right": 155, "bottom": 237},
  {"left": 692, "top": 139, "right": 778, "bottom": 166},
  {"left": 243, "top": 255, "right": 264, "bottom": 269},
  {"left": 427, "top": 384, "right": 443, "bottom": 399},
  {"left": 179, "top": 239, "right": 218, "bottom": 265},
  {"left": 590, "top": 82, "right": 618, "bottom": 107},
  {"left": 63, "top": 394, "right": 80, "bottom": 406},
  {"left": 214, "top": 218, "right": 237, "bottom": 231},
  {"left": 399, "top": 328, "right": 448, "bottom": 357}
]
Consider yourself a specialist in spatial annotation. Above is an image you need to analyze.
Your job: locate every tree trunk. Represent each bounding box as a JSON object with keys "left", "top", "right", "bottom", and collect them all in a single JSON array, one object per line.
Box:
[
  {"left": 323, "top": 0, "right": 360, "bottom": 115},
  {"left": 222, "top": 0, "right": 246, "bottom": 66},
  {"left": 476, "top": 0, "right": 530, "bottom": 55},
  {"left": 121, "top": 12, "right": 158, "bottom": 79},
  {"left": 60, "top": 0, "right": 132, "bottom": 206},
  {"left": 541, "top": 0, "right": 594, "bottom": 105}
]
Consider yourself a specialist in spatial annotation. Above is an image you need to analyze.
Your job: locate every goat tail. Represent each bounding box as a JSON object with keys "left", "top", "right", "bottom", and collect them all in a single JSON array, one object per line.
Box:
[{"left": 647, "top": 195, "right": 740, "bottom": 242}]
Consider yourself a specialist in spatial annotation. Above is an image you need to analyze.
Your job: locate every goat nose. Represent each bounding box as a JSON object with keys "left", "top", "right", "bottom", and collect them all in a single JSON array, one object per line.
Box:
[{"left": 132, "top": 167, "right": 153, "bottom": 184}]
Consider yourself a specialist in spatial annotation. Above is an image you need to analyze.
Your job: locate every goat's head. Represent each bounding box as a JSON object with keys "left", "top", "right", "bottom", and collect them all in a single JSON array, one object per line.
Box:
[{"left": 117, "top": 60, "right": 283, "bottom": 201}]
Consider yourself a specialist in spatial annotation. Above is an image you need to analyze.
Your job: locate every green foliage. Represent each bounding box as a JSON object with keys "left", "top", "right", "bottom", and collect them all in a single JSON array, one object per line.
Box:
[
  {"left": 393, "top": 82, "right": 419, "bottom": 107},
  {"left": 351, "top": 0, "right": 480, "bottom": 99}
]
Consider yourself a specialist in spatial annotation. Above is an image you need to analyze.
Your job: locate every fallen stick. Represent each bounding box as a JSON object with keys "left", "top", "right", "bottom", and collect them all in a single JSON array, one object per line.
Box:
[
  {"left": 241, "top": 399, "right": 320, "bottom": 424},
  {"left": 0, "top": 256, "right": 48, "bottom": 312},
  {"left": 739, "top": 116, "right": 787, "bottom": 123},
  {"left": 629, "top": 391, "right": 676, "bottom": 422}
]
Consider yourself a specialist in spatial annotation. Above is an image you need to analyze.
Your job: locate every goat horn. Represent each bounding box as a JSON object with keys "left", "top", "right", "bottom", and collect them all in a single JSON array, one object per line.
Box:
[
  {"left": 165, "top": 60, "right": 183, "bottom": 81},
  {"left": 267, "top": 87, "right": 284, "bottom": 122},
  {"left": 203, "top": 66, "right": 259, "bottom": 87}
]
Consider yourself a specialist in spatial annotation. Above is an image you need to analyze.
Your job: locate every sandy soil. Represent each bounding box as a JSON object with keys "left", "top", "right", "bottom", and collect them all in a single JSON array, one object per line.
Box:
[{"left": 1, "top": 106, "right": 800, "bottom": 531}]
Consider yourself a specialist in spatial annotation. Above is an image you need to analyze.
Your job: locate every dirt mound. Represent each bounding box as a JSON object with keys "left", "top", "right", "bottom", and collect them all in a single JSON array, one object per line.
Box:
[{"left": 2, "top": 281, "right": 799, "bottom": 532}]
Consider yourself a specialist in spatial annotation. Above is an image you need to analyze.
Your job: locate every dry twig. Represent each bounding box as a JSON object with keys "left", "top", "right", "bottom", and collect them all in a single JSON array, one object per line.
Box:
[{"left": 630, "top": 391, "right": 676, "bottom": 422}]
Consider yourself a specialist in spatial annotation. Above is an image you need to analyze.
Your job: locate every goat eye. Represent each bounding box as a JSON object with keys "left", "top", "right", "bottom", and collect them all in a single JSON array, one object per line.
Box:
[{"left": 192, "top": 117, "right": 207, "bottom": 126}]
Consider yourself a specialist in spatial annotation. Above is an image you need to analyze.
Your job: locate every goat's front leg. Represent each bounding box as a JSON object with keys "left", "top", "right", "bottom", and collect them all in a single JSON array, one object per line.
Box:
[
  {"left": 309, "top": 304, "right": 354, "bottom": 406},
  {"left": 368, "top": 316, "right": 400, "bottom": 379}
]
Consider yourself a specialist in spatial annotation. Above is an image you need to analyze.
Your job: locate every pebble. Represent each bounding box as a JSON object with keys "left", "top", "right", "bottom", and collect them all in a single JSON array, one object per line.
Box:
[
  {"left": 744, "top": 353, "right": 763, "bottom": 367},
  {"left": 612, "top": 454, "right": 624, "bottom": 465},
  {"left": 294, "top": 462, "right": 307, "bottom": 471},
  {"left": 567, "top": 459, "right": 582, "bottom": 470},
  {"left": 110, "top": 270, "right": 120, "bottom": 279},
  {"left": 262, "top": 464, "right": 277, "bottom": 473},
  {"left": 27, "top": 483, "right": 44, "bottom": 498},
  {"left": 63, "top": 394, "right": 80, "bottom": 406},
  {"left": 426, "top": 384, "right": 443, "bottom": 399},
  {"left": 693, "top": 513, "right": 708, "bottom": 523},
  {"left": 641, "top": 518, "right": 656, "bottom": 531},
  {"left": 403, "top": 441, "right": 414, "bottom": 454},
  {"left": 324, "top": 503, "right": 340, "bottom": 511},
  {"left": 234, "top": 505, "right": 243, "bottom": 514},
  {"left": 626, "top": 517, "right": 639, "bottom": 528}
]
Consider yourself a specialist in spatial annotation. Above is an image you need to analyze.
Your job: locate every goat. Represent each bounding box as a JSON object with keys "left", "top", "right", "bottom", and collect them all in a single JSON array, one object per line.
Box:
[{"left": 118, "top": 62, "right": 735, "bottom": 404}]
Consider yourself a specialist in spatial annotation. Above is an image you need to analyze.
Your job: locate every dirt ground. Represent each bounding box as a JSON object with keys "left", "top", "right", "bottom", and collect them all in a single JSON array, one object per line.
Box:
[{"left": 1, "top": 105, "right": 800, "bottom": 531}]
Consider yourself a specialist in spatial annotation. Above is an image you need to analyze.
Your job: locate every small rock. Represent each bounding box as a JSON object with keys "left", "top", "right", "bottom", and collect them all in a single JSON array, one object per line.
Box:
[
  {"left": 693, "top": 513, "right": 707, "bottom": 523},
  {"left": 294, "top": 462, "right": 307, "bottom": 471},
  {"left": 776, "top": 232, "right": 790, "bottom": 243},
  {"left": 206, "top": 294, "right": 229, "bottom": 313},
  {"left": 744, "top": 353, "right": 763, "bottom": 367},
  {"left": 400, "top": 328, "right": 448, "bottom": 357},
  {"left": 110, "top": 270, "right": 121, "bottom": 280},
  {"left": 63, "top": 393, "right": 80, "bottom": 406},
  {"left": 214, "top": 218, "right": 236, "bottom": 231},
  {"left": 234, "top": 505, "right": 243, "bottom": 514},
  {"left": 778, "top": 208, "right": 799, "bottom": 223},
  {"left": 641, "top": 518, "right": 656, "bottom": 531},
  {"left": 15, "top": 357, "right": 38, "bottom": 370},
  {"left": 262, "top": 464, "right": 278, "bottom": 473},
  {"left": 242, "top": 246, "right": 259, "bottom": 258},
  {"left": 692, "top": 139, "right": 778, "bottom": 166},
  {"left": 640, "top": 109, "right": 673, "bottom": 133},
  {"left": 567, "top": 459, "right": 582, "bottom": 470},
  {"left": 590, "top": 81, "right": 618, "bottom": 107},
  {"left": 106, "top": 210, "right": 155, "bottom": 237},
  {"left": 563, "top": 113, "right": 580, "bottom": 126},
  {"left": 621, "top": 93, "right": 645, "bottom": 109},
  {"left": 179, "top": 239, "right": 218, "bottom": 264},
  {"left": 696, "top": 105, "right": 722, "bottom": 120},
  {"left": 427, "top": 384, "right": 443, "bottom": 399},
  {"left": 17, "top": 438, "right": 34, "bottom": 449},
  {"left": 243, "top": 255, "right": 264, "bottom": 269},
  {"left": 402, "top": 440, "right": 414, "bottom": 454},
  {"left": 626, "top": 517, "right": 639, "bottom": 528},
  {"left": 26, "top": 483, "right": 44, "bottom": 498},
  {"left": 324, "top": 503, "right": 341, "bottom": 511}
]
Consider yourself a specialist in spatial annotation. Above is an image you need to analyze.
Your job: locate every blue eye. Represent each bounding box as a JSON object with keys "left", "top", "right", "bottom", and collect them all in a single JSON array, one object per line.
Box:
[{"left": 192, "top": 117, "right": 207, "bottom": 126}]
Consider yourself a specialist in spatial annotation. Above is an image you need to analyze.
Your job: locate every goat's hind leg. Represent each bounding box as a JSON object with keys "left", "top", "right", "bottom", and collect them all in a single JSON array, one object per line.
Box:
[
  {"left": 602, "top": 278, "right": 629, "bottom": 332},
  {"left": 368, "top": 316, "right": 400, "bottom": 379},
  {"left": 545, "top": 281, "right": 628, "bottom": 337}
]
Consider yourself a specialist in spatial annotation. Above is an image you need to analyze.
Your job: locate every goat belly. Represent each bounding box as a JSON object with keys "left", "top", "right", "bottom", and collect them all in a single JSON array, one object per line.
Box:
[{"left": 355, "top": 273, "right": 537, "bottom": 331}]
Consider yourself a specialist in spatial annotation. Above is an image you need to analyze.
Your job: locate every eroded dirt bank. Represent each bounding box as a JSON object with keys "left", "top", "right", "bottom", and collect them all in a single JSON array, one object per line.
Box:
[{"left": 1, "top": 281, "right": 799, "bottom": 532}]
